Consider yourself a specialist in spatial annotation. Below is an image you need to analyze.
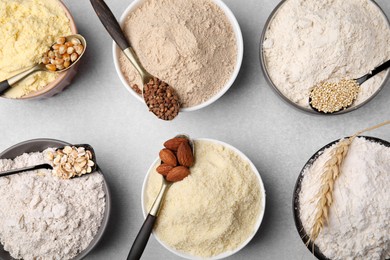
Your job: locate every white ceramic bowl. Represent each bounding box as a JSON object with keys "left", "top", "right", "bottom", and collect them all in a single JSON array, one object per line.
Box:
[
  {"left": 141, "top": 138, "right": 266, "bottom": 259},
  {"left": 113, "top": 0, "right": 243, "bottom": 112}
]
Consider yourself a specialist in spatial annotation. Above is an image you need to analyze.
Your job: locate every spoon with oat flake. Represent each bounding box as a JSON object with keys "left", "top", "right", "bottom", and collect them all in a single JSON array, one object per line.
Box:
[
  {"left": 0, "top": 34, "right": 86, "bottom": 96},
  {"left": 0, "top": 144, "right": 97, "bottom": 179},
  {"left": 90, "top": 0, "right": 181, "bottom": 121},
  {"left": 309, "top": 59, "right": 390, "bottom": 113}
]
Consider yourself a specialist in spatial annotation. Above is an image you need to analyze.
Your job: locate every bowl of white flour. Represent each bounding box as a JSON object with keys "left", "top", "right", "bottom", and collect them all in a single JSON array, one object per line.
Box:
[
  {"left": 113, "top": 0, "right": 243, "bottom": 113},
  {"left": 142, "top": 138, "right": 266, "bottom": 259},
  {"left": 260, "top": 0, "right": 390, "bottom": 114},
  {"left": 0, "top": 139, "right": 111, "bottom": 260},
  {"left": 293, "top": 136, "right": 390, "bottom": 260}
]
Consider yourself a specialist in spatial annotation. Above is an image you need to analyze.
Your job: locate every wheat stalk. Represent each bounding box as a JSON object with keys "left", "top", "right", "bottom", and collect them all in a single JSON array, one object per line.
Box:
[
  {"left": 307, "top": 137, "right": 351, "bottom": 243},
  {"left": 306, "top": 120, "right": 390, "bottom": 245}
]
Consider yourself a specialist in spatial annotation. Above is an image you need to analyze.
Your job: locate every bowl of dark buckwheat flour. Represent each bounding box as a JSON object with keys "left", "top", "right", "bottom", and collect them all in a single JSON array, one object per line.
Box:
[
  {"left": 293, "top": 136, "right": 390, "bottom": 260},
  {"left": 0, "top": 139, "right": 111, "bottom": 260},
  {"left": 260, "top": 0, "right": 390, "bottom": 115},
  {"left": 113, "top": 0, "right": 243, "bottom": 112}
]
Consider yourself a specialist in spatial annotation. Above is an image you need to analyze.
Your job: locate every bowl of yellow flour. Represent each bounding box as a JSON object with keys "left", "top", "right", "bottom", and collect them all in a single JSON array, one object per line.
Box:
[
  {"left": 0, "top": 0, "right": 78, "bottom": 99},
  {"left": 142, "top": 139, "right": 266, "bottom": 259}
]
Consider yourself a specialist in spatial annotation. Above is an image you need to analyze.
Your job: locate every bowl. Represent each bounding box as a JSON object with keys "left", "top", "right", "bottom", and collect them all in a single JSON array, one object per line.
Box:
[
  {"left": 0, "top": 138, "right": 111, "bottom": 260},
  {"left": 4, "top": 0, "right": 79, "bottom": 100},
  {"left": 292, "top": 136, "right": 390, "bottom": 260},
  {"left": 141, "top": 138, "right": 266, "bottom": 259},
  {"left": 113, "top": 0, "right": 243, "bottom": 112},
  {"left": 259, "top": 0, "right": 390, "bottom": 115}
]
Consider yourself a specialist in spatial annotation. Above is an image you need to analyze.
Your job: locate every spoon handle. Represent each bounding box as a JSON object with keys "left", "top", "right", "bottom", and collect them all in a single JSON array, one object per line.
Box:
[
  {"left": 356, "top": 59, "right": 390, "bottom": 85},
  {"left": 0, "top": 80, "right": 11, "bottom": 95},
  {"left": 127, "top": 214, "right": 157, "bottom": 260},
  {"left": 128, "top": 180, "right": 170, "bottom": 259},
  {"left": 0, "top": 65, "right": 42, "bottom": 95},
  {"left": 90, "top": 0, "right": 130, "bottom": 51},
  {"left": 0, "top": 164, "right": 53, "bottom": 178}
]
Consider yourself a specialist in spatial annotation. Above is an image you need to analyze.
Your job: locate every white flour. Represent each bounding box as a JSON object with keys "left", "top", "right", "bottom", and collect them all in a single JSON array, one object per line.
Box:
[
  {"left": 0, "top": 150, "right": 106, "bottom": 260},
  {"left": 300, "top": 137, "right": 390, "bottom": 259},
  {"left": 263, "top": 0, "right": 390, "bottom": 108}
]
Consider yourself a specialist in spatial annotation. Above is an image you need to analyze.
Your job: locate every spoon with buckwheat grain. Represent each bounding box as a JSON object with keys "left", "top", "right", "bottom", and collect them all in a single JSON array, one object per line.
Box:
[
  {"left": 128, "top": 135, "right": 195, "bottom": 260},
  {"left": 0, "top": 34, "right": 86, "bottom": 96},
  {"left": 90, "top": 0, "right": 181, "bottom": 121},
  {"left": 0, "top": 144, "right": 97, "bottom": 179},
  {"left": 309, "top": 59, "right": 390, "bottom": 114}
]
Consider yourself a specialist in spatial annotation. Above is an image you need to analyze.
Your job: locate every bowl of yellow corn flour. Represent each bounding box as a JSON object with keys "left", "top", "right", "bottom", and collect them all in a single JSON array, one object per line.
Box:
[{"left": 0, "top": 0, "right": 78, "bottom": 99}]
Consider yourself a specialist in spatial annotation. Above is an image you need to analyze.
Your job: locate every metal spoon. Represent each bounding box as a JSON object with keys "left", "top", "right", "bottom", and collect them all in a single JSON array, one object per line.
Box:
[
  {"left": 90, "top": 0, "right": 180, "bottom": 121},
  {"left": 0, "top": 34, "right": 87, "bottom": 96},
  {"left": 0, "top": 144, "right": 97, "bottom": 178},
  {"left": 309, "top": 59, "right": 390, "bottom": 113},
  {"left": 128, "top": 135, "right": 195, "bottom": 260}
]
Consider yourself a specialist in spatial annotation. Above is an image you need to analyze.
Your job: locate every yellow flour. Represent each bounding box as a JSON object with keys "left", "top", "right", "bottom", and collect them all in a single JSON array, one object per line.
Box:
[
  {"left": 145, "top": 140, "right": 263, "bottom": 257},
  {"left": 0, "top": 0, "right": 71, "bottom": 98}
]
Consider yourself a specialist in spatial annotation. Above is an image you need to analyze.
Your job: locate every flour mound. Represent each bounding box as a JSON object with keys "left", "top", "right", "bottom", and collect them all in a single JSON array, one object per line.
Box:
[{"left": 0, "top": 150, "right": 106, "bottom": 260}]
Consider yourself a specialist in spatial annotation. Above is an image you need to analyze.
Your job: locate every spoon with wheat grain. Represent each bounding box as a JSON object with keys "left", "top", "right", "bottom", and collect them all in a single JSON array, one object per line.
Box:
[
  {"left": 309, "top": 59, "right": 390, "bottom": 114},
  {"left": 90, "top": 0, "right": 180, "bottom": 121}
]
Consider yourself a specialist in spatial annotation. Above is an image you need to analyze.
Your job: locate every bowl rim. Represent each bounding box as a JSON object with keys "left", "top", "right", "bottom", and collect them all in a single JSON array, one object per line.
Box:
[
  {"left": 259, "top": 0, "right": 390, "bottom": 116},
  {"left": 0, "top": 138, "right": 111, "bottom": 260},
  {"left": 5, "top": 0, "right": 78, "bottom": 100},
  {"left": 292, "top": 135, "right": 390, "bottom": 260},
  {"left": 141, "top": 138, "right": 266, "bottom": 259},
  {"left": 112, "top": 0, "right": 244, "bottom": 112}
]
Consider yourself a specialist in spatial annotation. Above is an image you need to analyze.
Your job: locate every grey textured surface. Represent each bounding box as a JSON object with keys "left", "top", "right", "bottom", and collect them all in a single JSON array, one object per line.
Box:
[{"left": 0, "top": 0, "right": 389, "bottom": 259}]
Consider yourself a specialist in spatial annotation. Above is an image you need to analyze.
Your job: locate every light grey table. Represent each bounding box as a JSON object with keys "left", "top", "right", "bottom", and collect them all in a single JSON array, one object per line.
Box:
[{"left": 0, "top": 0, "right": 389, "bottom": 259}]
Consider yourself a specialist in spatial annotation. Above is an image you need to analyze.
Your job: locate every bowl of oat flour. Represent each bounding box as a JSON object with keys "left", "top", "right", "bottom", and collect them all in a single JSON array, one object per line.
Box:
[
  {"left": 293, "top": 136, "right": 390, "bottom": 260},
  {"left": 113, "top": 0, "right": 243, "bottom": 112},
  {"left": 0, "top": 139, "right": 111, "bottom": 260},
  {"left": 260, "top": 0, "right": 390, "bottom": 114}
]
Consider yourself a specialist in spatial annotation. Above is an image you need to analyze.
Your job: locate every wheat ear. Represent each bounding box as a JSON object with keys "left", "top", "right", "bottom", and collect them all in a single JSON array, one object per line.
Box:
[{"left": 307, "top": 120, "right": 390, "bottom": 245}]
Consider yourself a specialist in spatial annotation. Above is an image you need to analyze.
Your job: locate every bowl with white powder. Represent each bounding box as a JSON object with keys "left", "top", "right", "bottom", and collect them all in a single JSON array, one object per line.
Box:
[
  {"left": 0, "top": 139, "right": 111, "bottom": 260},
  {"left": 293, "top": 136, "right": 390, "bottom": 260},
  {"left": 260, "top": 0, "right": 390, "bottom": 114},
  {"left": 142, "top": 139, "right": 265, "bottom": 259},
  {"left": 113, "top": 0, "right": 243, "bottom": 112}
]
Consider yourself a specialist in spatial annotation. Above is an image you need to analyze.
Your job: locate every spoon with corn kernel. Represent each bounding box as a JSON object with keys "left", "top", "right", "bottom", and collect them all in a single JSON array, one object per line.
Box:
[
  {"left": 309, "top": 59, "right": 390, "bottom": 113},
  {"left": 0, "top": 34, "right": 86, "bottom": 96},
  {"left": 0, "top": 144, "right": 96, "bottom": 179}
]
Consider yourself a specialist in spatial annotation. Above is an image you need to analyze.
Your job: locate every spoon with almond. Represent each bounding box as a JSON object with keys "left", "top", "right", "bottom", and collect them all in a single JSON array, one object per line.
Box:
[
  {"left": 90, "top": 0, "right": 180, "bottom": 121},
  {"left": 0, "top": 34, "right": 86, "bottom": 96},
  {"left": 128, "top": 135, "right": 195, "bottom": 260}
]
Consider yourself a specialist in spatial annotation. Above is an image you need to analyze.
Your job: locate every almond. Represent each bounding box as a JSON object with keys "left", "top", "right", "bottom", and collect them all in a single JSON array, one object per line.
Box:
[
  {"left": 177, "top": 141, "right": 194, "bottom": 167},
  {"left": 156, "top": 164, "right": 173, "bottom": 176},
  {"left": 159, "top": 148, "right": 177, "bottom": 166},
  {"left": 166, "top": 166, "right": 190, "bottom": 182},
  {"left": 164, "top": 137, "right": 188, "bottom": 151}
]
